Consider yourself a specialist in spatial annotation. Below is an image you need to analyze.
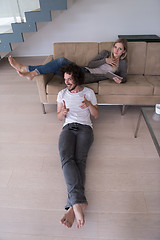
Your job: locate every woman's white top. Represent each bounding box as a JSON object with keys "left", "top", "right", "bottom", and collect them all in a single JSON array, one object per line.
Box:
[{"left": 85, "top": 62, "right": 116, "bottom": 74}]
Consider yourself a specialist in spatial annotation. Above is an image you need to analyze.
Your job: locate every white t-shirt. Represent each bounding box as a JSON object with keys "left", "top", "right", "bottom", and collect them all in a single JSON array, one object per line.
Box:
[{"left": 57, "top": 87, "right": 97, "bottom": 128}]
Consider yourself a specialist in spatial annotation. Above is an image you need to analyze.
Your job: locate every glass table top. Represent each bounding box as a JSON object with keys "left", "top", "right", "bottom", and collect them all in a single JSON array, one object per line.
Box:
[{"left": 141, "top": 107, "right": 160, "bottom": 156}]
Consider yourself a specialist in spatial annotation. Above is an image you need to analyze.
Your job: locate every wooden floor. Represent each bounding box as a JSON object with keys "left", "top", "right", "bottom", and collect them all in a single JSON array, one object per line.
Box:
[{"left": 0, "top": 57, "right": 160, "bottom": 240}]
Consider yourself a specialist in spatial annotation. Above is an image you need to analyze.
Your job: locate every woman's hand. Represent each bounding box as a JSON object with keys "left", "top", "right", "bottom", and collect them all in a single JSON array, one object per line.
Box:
[
  {"left": 113, "top": 77, "right": 122, "bottom": 84},
  {"left": 105, "top": 57, "right": 118, "bottom": 67}
]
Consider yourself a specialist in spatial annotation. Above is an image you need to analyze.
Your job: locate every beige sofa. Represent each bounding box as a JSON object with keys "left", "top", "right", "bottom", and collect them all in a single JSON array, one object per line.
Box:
[{"left": 36, "top": 42, "right": 160, "bottom": 114}]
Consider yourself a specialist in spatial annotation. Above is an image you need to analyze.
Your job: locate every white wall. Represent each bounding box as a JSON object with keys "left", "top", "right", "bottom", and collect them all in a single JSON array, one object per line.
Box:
[{"left": 12, "top": 0, "right": 160, "bottom": 57}]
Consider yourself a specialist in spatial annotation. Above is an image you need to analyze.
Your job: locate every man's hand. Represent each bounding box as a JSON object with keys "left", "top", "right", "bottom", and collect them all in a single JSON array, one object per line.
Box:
[
  {"left": 80, "top": 95, "right": 91, "bottom": 109},
  {"left": 80, "top": 95, "right": 98, "bottom": 119},
  {"left": 62, "top": 100, "right": 69, "bottom": 116},
  {"left": 57, "top": 100, "right": 69, "bottom": 121}
]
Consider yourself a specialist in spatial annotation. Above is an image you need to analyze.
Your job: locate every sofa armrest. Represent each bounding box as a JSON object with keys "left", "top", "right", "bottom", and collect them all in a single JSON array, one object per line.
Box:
[
  {"left": 43, "top": 55, "right": 54, "bottom": 64},
  {"left": 36, "top": 55, "right": 55, "bottom": 103}
]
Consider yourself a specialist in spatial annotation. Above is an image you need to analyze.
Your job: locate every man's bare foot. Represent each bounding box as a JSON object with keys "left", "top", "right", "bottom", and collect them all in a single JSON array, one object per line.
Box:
[
  {"left": 8, "top": 56, "right": 27, "bottom": 73},
  {"left": 17, "top": 70, "right": 38, "bottom": 81},
  {"left": 60, "top": 207, "right": 75, "bottom": 228},
  {"left": 73, "top": 203, "right": 87, "bottom": 228}
]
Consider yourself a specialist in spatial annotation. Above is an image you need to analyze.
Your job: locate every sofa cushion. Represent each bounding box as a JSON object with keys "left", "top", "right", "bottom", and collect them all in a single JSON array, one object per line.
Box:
[
  {"left": 145, "top": 76, "right": 160, "bottom": 95},
  {"left": 53, "top": 42, "right": 99, "bottom": 66},
  {"left": 46, "top": 75, "right": 65, "bottom": 94},
  {"left": 99, "top": 75, "right": 153, "bottom": 95},
  {"left": 145, "top": 43, "right": 160, "bottom": 75},
  {"left": 84, "top": 82, "right": 99, "bottom": 94},
  {"left": 46, "top": 75, "right": 99, "bottom": 95}
]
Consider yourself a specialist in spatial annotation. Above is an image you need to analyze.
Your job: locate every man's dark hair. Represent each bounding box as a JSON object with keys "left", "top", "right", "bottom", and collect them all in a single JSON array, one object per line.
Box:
[{"left": 60, "top": 63, "right": 84, "bottom": 85}]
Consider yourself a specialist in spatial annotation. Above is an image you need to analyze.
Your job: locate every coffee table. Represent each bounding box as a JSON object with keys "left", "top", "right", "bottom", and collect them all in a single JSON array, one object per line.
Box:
[{"left": 134, "top": 107, "right": 160, "bottom": 157}]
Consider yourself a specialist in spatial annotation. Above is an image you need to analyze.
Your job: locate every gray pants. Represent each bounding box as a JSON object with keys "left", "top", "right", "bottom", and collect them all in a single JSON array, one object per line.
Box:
[{"left": 58, "top": 123, "right": 94, "bottom": 210}]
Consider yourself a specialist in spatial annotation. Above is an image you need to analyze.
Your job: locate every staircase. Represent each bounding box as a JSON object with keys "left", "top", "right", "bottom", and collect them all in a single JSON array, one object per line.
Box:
[{"left": 0, "top": 0, "right": 67, "bottom": 59}]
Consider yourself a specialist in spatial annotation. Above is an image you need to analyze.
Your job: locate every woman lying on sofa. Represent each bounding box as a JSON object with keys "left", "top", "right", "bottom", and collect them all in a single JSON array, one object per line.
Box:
[{"left": 8, "top": 38, "right": 128, "bottom": 84}]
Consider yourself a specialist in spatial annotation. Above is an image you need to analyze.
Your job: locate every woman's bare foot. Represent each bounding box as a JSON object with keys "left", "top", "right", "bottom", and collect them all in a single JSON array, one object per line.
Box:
[
  {"left": 8, "top": 56, "right": 27, "bottom": 73},
  {"left": 17, "top": 70, "right": 38, "bottom": 81},
  {"left": 73, "top": 203, "right": 87, "bottom": 228},
  {"left": 60, "top": 207, "right": 75, "bottom": 228}
]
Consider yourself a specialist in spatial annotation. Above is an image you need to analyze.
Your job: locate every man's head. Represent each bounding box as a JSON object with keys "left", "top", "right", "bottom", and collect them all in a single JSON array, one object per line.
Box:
[{"left": 60, "top": 63, "right": 84, "bottom": 91}]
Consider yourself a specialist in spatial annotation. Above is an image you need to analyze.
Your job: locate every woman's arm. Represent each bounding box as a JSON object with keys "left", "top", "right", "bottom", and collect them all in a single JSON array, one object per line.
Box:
[
  {"left": 87, "top": 50, "right": 110, "bottom": 68},
  {"left": 116, "top": 59, "right": 127, "bottom": 83}
]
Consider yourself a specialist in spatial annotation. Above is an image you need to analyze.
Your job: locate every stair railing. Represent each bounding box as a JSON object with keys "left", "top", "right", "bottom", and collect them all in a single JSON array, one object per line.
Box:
[
  {"left": 0, "top": 0, "right": 67, "bottom": 58},
  {"left": 0, "top": 0, "right": 40, "bottom": 34}
]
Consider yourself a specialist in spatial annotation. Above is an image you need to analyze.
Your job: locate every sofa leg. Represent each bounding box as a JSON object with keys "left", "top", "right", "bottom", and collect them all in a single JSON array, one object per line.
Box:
[
  {"left": 121, "top": 105, "right": 126, "bottom": 115},
  {"left": 41, "top": 103, "right": 46, "bottom": 114}
]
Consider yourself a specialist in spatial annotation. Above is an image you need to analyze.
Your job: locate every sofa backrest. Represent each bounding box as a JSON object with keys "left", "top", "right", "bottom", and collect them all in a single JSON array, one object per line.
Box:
[
  {"left": 53, "top": 41, "right": 152, "bottom": 76},
  {"left": 99, "top": 42, "right": 113, "bottom": 53},
  {"left": 53, "top": 42, "right": 98, "bottom": 66},
  {"left": 145, "top": 42, "right": 160, "bottom": 75},
  {"left": 127, "top": 42, "right": 147, "bottom": 75}
]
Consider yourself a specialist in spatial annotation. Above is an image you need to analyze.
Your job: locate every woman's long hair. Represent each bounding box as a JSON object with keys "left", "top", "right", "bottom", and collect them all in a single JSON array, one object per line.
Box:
[{"left": 111, "top": 38, "right": 128, "bottom": 60}]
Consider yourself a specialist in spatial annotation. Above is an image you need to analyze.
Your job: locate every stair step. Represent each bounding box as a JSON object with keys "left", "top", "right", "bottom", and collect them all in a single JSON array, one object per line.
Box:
[
  {"left": 11, "top": 22, "right": 37, "bottom": 33},
  {"left": 0, "top": 32, "right": 23, "bottom": 51},
  {"left": 25, "top": 10, "right": 52, "bottom": 23},
  {"left": 39, "top": 0, "right": 67, "bottom": 11},
  {"left": 0, "top": 32, "right": 23, "bottom": 43}
]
